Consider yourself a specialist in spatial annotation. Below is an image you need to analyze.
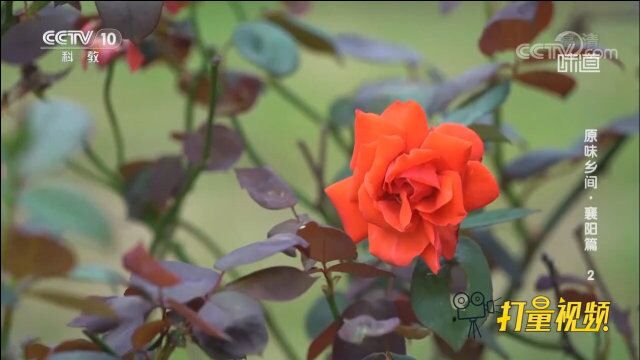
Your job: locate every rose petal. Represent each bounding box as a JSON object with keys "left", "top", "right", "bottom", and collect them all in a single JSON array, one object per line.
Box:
[
  {"left": 351, "top": 110, "right": 402, "bottom": 170},
  {"left": 368, "top": 222, "right": 429, "bottom": 266},
  {"left": 384, "top": 148, "right": 437, "bottom": 182},
  {"left": 381, "top": 100, "right": 429, "bottom": 150},
  {"left": 436, "top": 225, "right": 459, "bottom": 260},
  {"left": 420, "top": 244, "right": 441, "bottom": 274},
  {"left": 421, "top": 131, "right": 472, "bottom": 172},
  {"left": 363, "top": 136, "right": 405, "bottom": 196},
  {"left": 325, "top": 176, "right": 368, "bottom": 242},
  {"left": 462, "top": 161, "right": 500, "bottom": 211},
  {"left": 421, "top": 171, "right": 467, "bottom": 226},
  {"left": 378, "top": 191, "right": 413, "bottom": 232},
  {"left": 433, "top": 123, "right": 484, "bottom": 161}
]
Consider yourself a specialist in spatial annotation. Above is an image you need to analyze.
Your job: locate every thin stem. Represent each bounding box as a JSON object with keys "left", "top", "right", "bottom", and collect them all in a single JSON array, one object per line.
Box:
[
  {"left": 83, "top": 330, "right": 118, "bottom": 356},
  {"left": 67, "top": 160, "right": 117, "bottom": 190},
  {"left": 1, "top": 305, "right": 14, "bottom": 350},
  {"left": 83, "top": 145, "right": 121, "bottom": 187},
  {"left": 541, "top": 254, "right": 587, "bottom": 360},
  {"left": 267, "top": 78, "right": 350, "bottom": 155},
  {"left": 150, "top": 59, "right": 221, "bottom": 256},
  {"left": 322, "top": 263, "right": 341, "bottom": 320},
  {"left": 103, "top": 61, "right": 125, "bottom": 167}
]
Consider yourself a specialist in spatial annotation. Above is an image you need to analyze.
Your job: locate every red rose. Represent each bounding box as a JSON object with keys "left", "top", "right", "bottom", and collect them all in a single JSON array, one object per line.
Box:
[{"left": 325, "top": 100, "right": 499, "bottom": 273}]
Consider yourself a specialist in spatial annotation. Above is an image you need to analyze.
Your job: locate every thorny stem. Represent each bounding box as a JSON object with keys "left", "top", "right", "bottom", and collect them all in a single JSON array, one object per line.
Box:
[
  {"left": 541, "top": 254, "right": 587, "bottom": 360},
  {"left": 322, "top": 263, "right": 341, "bottom": 321},
  {"left": 103, "top": 61, "right": 125, "bottom": 167}
]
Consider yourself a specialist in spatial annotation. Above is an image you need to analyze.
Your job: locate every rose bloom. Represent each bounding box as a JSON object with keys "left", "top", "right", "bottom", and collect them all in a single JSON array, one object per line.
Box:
[{"left": 325, "top": 101, "right": 499, "bottom": 273}]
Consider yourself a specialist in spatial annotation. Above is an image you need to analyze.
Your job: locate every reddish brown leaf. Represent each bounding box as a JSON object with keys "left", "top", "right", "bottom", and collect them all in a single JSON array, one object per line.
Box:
[
  {"left": 24, "top": 342, "right": 50, "bottom": 360},
  {"left": 514, "top": 70, "right": 576, "bottom": 98},
  {"left": 2, "top": 228, "right": 75, "bottom": 279},
  {"left": 226, "top": 266, "right": 317, "bottom": 301},
  {"left": 328, "top": 262, "right": 393, "bottom": 278},
  {"left": 307, "top": 320, "right": 342, "bottom": 360},
  {"left": 178, "top": 71, "right": 264, "bottom": 116},
  {"left": 53, "top": 339, "right": 100, "bottom": 353},
  {"left": 122, "top": 243, "right": 180, "bottom": 287},
  {"left": 167, "top": 298, "right": 230, "bottom": 341},
  {"left": 132, "top": 319, "right": 169, "bottom": 350},
  {"left": 479, "top": 1, "right": 553, "bottom": 56},
  {"left": 297, "top": 222, "right": 357, "bottom": 263}
]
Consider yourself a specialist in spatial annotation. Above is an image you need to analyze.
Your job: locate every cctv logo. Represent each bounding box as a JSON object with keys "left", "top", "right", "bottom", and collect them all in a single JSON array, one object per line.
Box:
[
  {"left": 41, "top": 29, "right": 122, "bottom": 49},
  {"left": 42, "top": 30, "right": 94, "bottom": 47}
]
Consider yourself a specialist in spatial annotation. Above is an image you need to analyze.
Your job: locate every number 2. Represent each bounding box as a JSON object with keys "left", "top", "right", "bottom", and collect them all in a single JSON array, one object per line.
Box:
[{"left": 587, "top": 270, "right": 595, "bottom": 281}]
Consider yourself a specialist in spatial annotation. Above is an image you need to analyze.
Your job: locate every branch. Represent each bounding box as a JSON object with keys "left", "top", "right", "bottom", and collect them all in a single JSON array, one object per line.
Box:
[
  {"left": 103, "top": 61, "right": 125, "bottom": 167},
  {"left": 541, "top": 254, "right": 587, "bottom": 360}
]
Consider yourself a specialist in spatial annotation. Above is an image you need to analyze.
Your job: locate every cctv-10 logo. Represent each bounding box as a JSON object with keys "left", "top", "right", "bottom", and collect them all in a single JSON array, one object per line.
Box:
[{"left": 41, "top": 28, "right": 122, "bottom": 49}]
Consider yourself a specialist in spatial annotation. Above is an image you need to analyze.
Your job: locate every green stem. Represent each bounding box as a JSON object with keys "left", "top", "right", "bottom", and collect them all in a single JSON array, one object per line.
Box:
[
  {"left": 185, "top": 3, "right": 209, "bottom": 132},
  {"left": 1, "top": 305, "right": 14, "bottom": 351},
  {"left": 150, "top": 59, "right": 221, "bottom": 256},
  {"left": 322, "top": 264, "right": 341, "bottom": 320},
  {"left": 267, "top": 78, "right": 350, "bottom": 155},
  {"left": 103, "top": 61, "right": 125, "bottom": 167},
  {"left": 83, "top": 145, "right": 121, "bottom": 188},
  {"left": 67, "top": 160, "right": 117, "bottom": 190}
]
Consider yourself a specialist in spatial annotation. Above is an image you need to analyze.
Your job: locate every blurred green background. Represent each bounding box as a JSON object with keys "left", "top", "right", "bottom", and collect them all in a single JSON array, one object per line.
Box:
[{"left": 1, "top": 1, "right": 638, "bottom": 359}]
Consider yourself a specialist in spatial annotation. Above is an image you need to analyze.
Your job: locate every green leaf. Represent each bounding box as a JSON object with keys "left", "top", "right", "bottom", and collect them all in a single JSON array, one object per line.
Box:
[
  {"left": 19, "top": 184, "right": 112, "bottom": 246},
  {"left": 233, "top": 21, "right": 299, "bottom": 77},
  {"left": 69, "top": 264, "right": 126, "bottom": 286},
  {"left": 461, "top": 208, "right": 536, "bottom": 230},
  {"left": 19, "top": 99, "right": 93, "bottom": 177},
  {"left": 444, "top": 82, "right": 510, "bottom": 125},
  {"left": 410, "top": 237, "right": 492, "bottom": 351}
]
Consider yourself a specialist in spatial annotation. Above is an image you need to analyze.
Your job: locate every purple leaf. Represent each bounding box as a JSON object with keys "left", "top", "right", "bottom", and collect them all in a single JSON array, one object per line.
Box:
[
  {"left": 267, "top": 215, "right": 310, "bottom": 256},
  {"left": 1, "top": 5, "right": 80, "bottom": 64},
  {"left": 67, "top": 295, "right": 153, "bottom": 356},
  {"left": 226, "top": 266, "right": 317, "bottom": 301},
  {"left": 129, "top": 261, "right": 221, "bottom": 304},
  {"left": 338, "top": 315, "right": 400, "bottom": 344},
  {"left": 332, "top": 298, "right": 406, "bottom": 359},
  {"left": 334, "top": 33, "right": 422, "bottom": 65},
  {"left": 194, "top": 291, "right": 268, "bottom": 360},
  {"left": 235, "top": 167, "right": 298, "bottom": 210},
  {"left": 214, "top": 233, "right": 308, "bottom": 271},
  {"left": 183, "top": 124, "right": 244, "bottom": 171},
  {"left": 95, "top": 1, "right": 164, "bottom": 43}
]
